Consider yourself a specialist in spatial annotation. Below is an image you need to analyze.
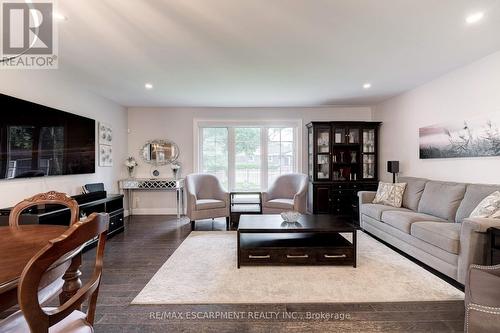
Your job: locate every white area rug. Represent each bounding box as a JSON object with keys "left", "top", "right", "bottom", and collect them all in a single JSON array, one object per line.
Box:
[{"left": 132, "top": 231, "right": 463, "bottom": 304}]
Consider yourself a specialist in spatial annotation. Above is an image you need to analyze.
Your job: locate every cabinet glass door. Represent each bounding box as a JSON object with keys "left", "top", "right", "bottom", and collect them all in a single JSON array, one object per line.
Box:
[
  {"left": 362, "top": 128, "right": 376, "bottom": 179},
  {"left": 334, "top": 127, "right": 346, "bottom": 144},
  {"left": 347, "top": 128, "right": 360, "bottom": 144},
  {"left": 363, "top": 154, "right": 376, "bottom": 179},
  {"left": 316, "top": 128, "right": 330, "bottom": 153},
  {"left": 317, "top": 154, "right": 330, "bottom": 180},
  {"left": 363, "top": 129, "right": 376, "bottom": 153}
]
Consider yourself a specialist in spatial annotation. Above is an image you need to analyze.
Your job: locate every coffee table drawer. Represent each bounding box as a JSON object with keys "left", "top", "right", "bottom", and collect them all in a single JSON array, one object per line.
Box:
[
  {"left": 316, "top": 248, "right": 354, "bottom": 263},
  {"left": 240, "top": 248, "right": 275, "bottom": 264}
]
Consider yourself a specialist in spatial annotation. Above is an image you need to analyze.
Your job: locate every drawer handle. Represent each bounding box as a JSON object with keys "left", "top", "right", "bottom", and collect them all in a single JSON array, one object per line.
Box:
[
  {"left": 324, "top": 254, "right": 347, "bottom": 259},
  {"left": 249, "top": 255, "right": 270, "bottom": 259},
  {"left": 286, "top": 254, "right": 309, "bottom": 259}
]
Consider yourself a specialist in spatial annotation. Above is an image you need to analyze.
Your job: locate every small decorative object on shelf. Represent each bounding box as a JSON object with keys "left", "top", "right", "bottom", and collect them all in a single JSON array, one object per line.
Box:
[
  {"left": 280, "top": 211, "right": 301, "bottom": 223},
  {"left": 124, "top": 157, "right": 138, "bottom": 179},
  {"left": 350, "top": 151, "right": 357, "bottom": 163},
  {"left": 171, "top": 162, "right": 181, "bottom": 179}
]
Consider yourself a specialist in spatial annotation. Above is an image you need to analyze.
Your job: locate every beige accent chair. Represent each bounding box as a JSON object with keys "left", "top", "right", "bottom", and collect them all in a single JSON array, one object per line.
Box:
[
  {"left": 465, "top": 264, "right": 500, "bottom": 332},
  {"left": 262, "top": 173, "right": 308, "bottom": 214},
  {"left": 186, "top": 173, "right": 230, "bottom": 230}
]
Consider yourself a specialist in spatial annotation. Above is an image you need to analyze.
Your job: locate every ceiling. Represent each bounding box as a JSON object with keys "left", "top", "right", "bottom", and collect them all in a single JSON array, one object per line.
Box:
[{"left": 57, "top": 0, "right": 500, "bottom": 107}]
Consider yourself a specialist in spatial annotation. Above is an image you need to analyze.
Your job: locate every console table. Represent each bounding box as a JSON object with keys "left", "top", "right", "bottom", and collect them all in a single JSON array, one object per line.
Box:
[{"left": 119, "top": 178, "right": 185, "bottom": 218}]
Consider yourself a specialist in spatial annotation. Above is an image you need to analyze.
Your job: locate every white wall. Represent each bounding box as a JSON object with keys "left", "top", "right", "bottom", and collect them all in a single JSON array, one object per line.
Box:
[
  {"left": 127, "top": 106, "right": 372, "bottom": 213},
  {"left": 0, "top": 70, "right": 128, "bottom": 208},
  {"left": 374, "top": 51, "right": 500, "bottom": 184}
]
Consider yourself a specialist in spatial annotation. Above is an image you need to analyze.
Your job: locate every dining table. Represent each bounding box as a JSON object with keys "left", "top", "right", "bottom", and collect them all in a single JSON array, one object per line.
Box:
[{"left": 0, "top": 225, "right": 83, "bottom": 313}]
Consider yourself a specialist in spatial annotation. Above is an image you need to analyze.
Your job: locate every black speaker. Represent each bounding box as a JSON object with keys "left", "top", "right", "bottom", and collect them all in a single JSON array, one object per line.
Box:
[
  {"left": 387, "top": 161, "right": 399, "bottom": 174},
  {"left": 387, "top": 161, "right": 399, "bottom": 183}
]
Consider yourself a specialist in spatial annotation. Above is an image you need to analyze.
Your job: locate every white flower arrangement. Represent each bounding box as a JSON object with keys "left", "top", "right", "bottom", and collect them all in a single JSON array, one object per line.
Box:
[
  {"left": 125, "top": 157, "right": 138, "bottom": 168},
  {"left": 125, "top": 157, "right": 138, "bottom": 178}
]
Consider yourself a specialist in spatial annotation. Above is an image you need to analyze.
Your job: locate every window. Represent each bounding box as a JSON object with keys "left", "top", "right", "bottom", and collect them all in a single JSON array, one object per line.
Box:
[
  {"left": 200, "top": 128, "right": 228, "bottom": 189},
  {"left": 268, "top": 127, "right": 294, "bottom": 185},
  {"left": 197, "top": 121, "right": 300, "bottom": 191}
]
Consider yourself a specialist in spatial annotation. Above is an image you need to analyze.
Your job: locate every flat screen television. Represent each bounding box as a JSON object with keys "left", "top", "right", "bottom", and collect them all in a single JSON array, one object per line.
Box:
[{"left": 0, "top": 94, "right": 95, "bottom": 179}]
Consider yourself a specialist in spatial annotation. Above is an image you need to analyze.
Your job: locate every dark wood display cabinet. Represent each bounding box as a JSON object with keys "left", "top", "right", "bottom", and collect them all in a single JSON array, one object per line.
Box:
[{"left": 306, "top": 121, "right": 381, "bottom": 225}]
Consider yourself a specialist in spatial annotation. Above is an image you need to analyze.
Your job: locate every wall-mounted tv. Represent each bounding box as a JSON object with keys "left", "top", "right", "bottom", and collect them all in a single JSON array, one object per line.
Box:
[{"left": 0, "top": 94, "right": 95, "bottom": 180}]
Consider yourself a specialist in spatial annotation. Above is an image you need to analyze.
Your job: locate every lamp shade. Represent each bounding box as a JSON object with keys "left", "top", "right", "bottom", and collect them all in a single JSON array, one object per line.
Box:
[{"left": 387, "top": 161, "right": 399, "bottom": 174}]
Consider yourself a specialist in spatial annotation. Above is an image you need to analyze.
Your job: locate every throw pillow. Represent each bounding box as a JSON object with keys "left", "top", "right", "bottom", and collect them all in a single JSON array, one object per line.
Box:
[
  {"left": 469, "top": 191, "right": 500, "bottom": 218},
  {"left": 372, "top": 182, "right": 407, "bottom": 208}
]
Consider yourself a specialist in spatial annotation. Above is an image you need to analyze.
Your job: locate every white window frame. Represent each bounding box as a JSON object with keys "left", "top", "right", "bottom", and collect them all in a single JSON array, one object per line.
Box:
[{"left": 194, "top": 119, "right": 302, "bottom": 191}]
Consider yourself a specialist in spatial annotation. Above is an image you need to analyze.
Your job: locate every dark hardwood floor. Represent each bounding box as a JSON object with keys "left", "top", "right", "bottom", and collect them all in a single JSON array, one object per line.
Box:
[{"left": 80, "top": 215, "right": 464, "bottom": 333}]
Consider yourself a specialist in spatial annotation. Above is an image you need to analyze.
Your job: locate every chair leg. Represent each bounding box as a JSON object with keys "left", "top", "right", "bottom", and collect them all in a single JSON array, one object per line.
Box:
[
  {"left": 226, "top": 216, "right": 230, "bottom": 231},
  {"left": 190, "top": 220, "right": 195, "bottom": 231}
]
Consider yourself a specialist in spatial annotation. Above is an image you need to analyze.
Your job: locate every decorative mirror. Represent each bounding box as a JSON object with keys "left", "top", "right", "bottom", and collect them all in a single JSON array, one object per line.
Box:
[{"left": 140, "top": 139, "right": 179, "bottom": 166}]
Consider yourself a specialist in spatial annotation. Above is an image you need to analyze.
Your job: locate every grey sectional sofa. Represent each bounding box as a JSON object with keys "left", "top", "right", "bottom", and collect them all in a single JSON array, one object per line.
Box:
[{"left": 358, "top": 177, "right": 500, "bottom": 284}]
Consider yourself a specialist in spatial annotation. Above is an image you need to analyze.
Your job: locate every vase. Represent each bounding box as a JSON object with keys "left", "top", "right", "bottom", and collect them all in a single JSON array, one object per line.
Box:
[{"left": 127, "top": 167, "right": 135, "bottom": 179}]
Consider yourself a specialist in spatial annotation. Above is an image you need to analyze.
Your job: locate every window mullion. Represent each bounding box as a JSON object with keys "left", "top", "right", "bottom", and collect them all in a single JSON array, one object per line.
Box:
[
  {"left": 261, "top": 127, "right": 268, "bottom": 191},
  {"left": 228, "top": 128, "right": 235, "bottom": 192}
]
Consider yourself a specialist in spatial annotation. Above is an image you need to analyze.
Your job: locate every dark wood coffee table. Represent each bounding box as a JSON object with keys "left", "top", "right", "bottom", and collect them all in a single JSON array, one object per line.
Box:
[{"left": 237, "top": 214, "right": 357, "bottom": 268}]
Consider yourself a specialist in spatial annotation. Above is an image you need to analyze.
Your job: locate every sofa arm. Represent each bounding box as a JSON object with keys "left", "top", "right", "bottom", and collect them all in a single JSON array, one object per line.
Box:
[
  {"left": 358, "top": 191, "right": 376, "bottom": 204},
  {"left": 262, "top": 191, "right": 270, "bottom": 203},
  {"left": 458, "top": 217, "right": 500, "bottom": 284},
  {"left": 186, "top": 192, "right": 197, "bottom": 220}
]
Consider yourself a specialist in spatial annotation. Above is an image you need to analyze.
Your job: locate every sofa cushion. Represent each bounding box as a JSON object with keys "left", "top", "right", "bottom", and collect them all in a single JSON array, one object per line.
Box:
[
  {"left": 418, "top": 181, "right": 466, "bottom": 221},
  {"left": 470, "top": 191, "right": 500, "bottom": 218},
  {"left": 264, "top": 198, "right": 294, "bottom": 210},
  {"left": 455, "top": 184, "right": 500, "bottom": 222},
  {"left": 381, "top": 211, "right": 447, "bottom": 234},
  {"left": 373, "top": 182, "right": 407, "bottom": 207},
  {"left": 196, "top": 199, "right": 226, "bottom": 210},
  {"left": 411, "top": 222, "right": 461, "bottom": 254},
  {"left": 360, "top": 204, "right": 411, "bottom": 221},
  {"left": 398, "top": 177, "right": 428, "bottom": 211}
]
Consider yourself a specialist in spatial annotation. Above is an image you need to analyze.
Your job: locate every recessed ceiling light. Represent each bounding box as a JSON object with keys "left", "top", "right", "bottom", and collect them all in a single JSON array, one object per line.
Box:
[
  {"left": 145, "top": 83, "right": 154, "bottom": 90},
  {"left": 363, "top": 83, "right": 372, "bottom": 89},
  {"left": 53, "top": 12, "right": 68, "bottom": 21},
  {"left": 466, "top": 12, "right": 484, "bottom": 24}
]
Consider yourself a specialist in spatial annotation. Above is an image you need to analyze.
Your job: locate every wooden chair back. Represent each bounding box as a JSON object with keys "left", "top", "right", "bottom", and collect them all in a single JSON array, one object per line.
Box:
[
  {"left": 9, "top": 191, "right": 80, "bottom": 227},
  {"left": 18, "top": 213, "right": 109, "bottom": 333}
]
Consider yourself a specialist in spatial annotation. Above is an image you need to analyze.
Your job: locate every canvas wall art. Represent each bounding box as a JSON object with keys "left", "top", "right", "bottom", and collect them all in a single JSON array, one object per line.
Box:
[
  {"left": 99, "top": 145, "right": 113, "bottom": 167},
  {"left": 419, "top": 114, "right": 500, "bottom": 159},
  {"left": 99, "top": 122, "right": 113, "bottom": 145}
]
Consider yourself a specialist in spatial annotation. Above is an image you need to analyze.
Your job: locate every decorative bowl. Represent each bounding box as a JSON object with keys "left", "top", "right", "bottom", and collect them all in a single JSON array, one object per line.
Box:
[{"left": 280, "top": 211, "right": 301, "bottom": 223}]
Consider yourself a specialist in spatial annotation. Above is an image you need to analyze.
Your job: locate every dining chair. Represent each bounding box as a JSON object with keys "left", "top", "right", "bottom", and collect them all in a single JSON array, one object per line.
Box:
[
  {"left": 9, "top": 191, "right": 80, "bottom": 227},
  {"left": 186, "top": 173, "right": 230, "bottom": 230},
  {"left": 6, "top": 191, "right": 81, "bottom": 308},
  {"left": 0, "top": 212, "right": 109, "bottom": 333},
  {"left": 262, "top": 173, "right": 309, "bottom": 214}
]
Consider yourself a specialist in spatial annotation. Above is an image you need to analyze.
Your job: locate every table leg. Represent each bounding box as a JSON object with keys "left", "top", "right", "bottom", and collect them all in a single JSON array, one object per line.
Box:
[
  {"left": 59, "top": 252, "right": 83, "bottom": 307},
  {"left": 176, "top": 189, "right": 180, "bottom": 219},
  {"left": 127, "top": 189, "right": 133, "bottom": 217},
  {"left": 181, "top": 188, "right": 185, "bottom": 216}
]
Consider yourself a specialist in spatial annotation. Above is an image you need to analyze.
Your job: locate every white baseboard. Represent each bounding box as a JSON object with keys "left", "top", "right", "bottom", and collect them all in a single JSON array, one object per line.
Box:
[{"left": 127, "top": 208, "right": 183, "bottom": 216}]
